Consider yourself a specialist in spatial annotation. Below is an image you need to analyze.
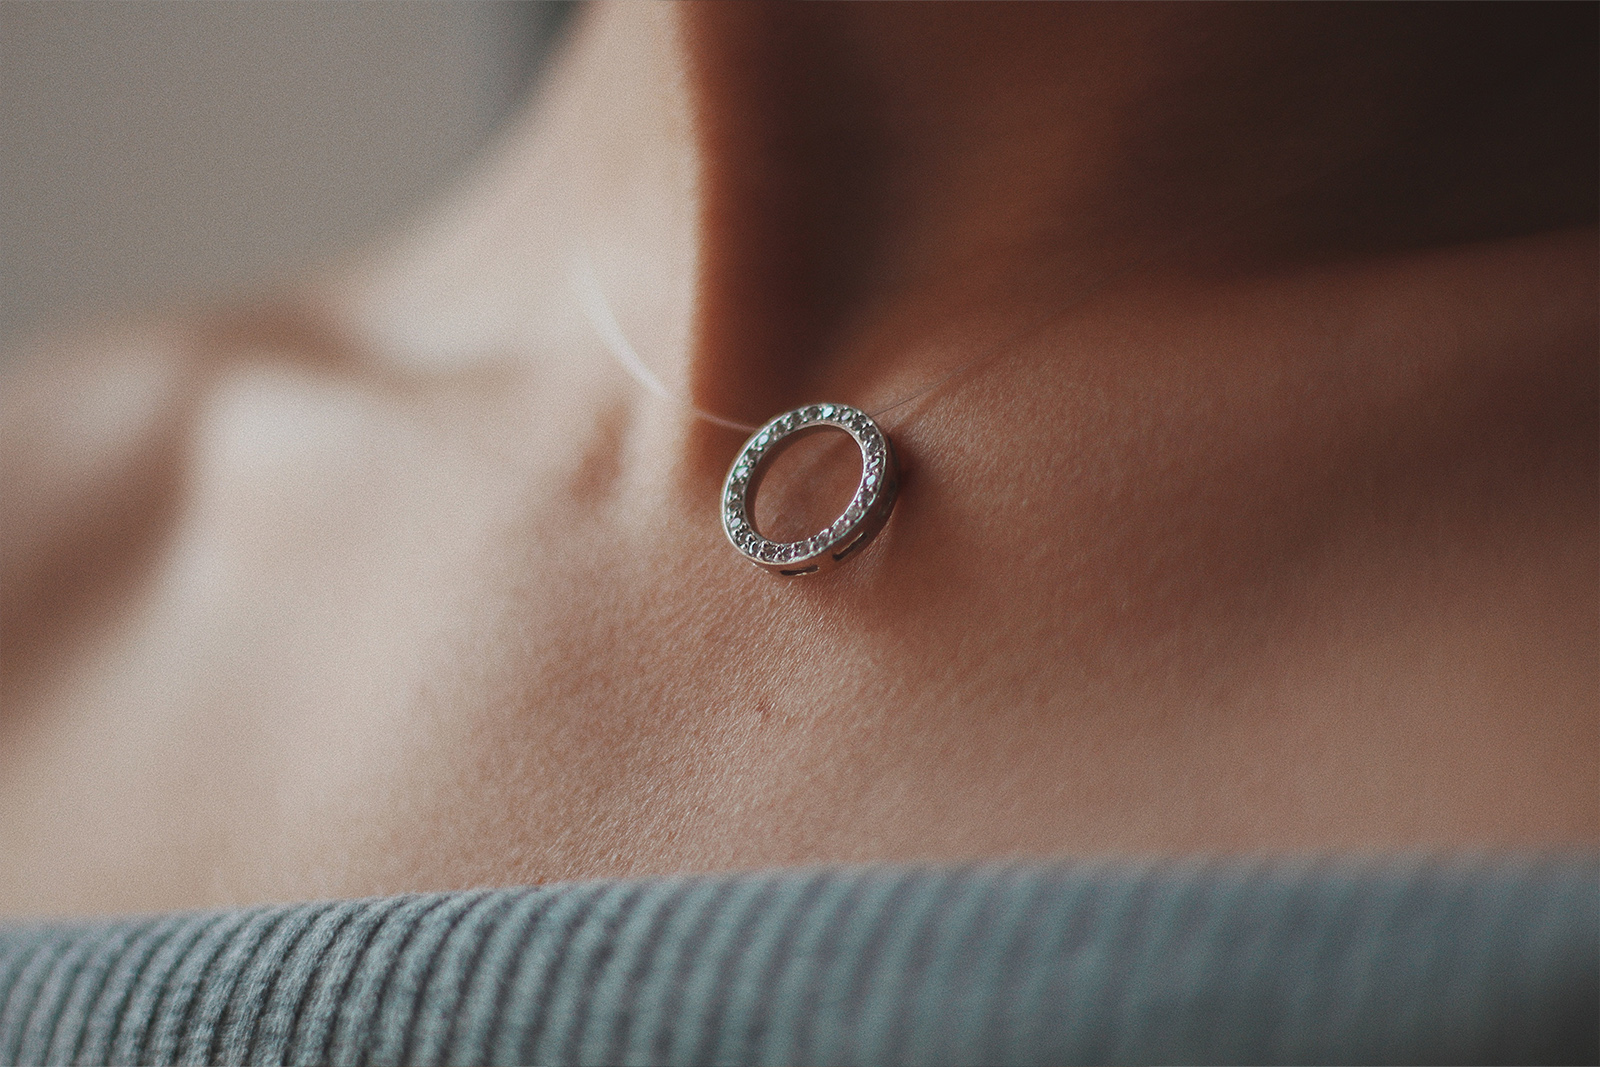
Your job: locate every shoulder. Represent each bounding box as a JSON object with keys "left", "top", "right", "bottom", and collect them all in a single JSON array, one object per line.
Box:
[{"left": 0, "top": 299, "right": 400, "bottom": 699}]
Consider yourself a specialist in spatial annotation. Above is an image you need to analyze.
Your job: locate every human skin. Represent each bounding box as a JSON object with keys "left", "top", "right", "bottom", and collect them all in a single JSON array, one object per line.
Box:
[{"left": 1, "top": 3, "right": 1595, "bottom": 915}]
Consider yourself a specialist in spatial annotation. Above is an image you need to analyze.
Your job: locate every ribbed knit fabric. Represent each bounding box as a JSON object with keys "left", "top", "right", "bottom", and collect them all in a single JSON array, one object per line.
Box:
[{"left": 1, "top": 858, "right": 1594, "bottom": 1065}]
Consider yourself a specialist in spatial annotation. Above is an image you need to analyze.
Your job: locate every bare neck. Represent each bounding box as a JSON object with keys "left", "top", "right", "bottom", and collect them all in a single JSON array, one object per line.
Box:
[{"left": 679, "top": 4, "right": 1594, "bottom": 423}]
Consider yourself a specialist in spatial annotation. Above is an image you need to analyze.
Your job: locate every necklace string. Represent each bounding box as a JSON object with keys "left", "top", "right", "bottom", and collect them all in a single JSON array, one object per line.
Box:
[
  {"left": 572, "top": 206, "right": 1245, "bottom": 436},
  {"left": 570, "top": 259, "right": 761, "bottom": 433}
]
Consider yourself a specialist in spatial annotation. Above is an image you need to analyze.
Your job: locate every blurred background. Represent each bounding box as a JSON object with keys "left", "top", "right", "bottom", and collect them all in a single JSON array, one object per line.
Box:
[{"left": 0, "top": 1, "right": 570, "bottom": 351}]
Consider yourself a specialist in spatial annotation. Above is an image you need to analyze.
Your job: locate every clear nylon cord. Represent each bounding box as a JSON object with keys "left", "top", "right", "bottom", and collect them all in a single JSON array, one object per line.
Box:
[{"left": 572, "top": 214, "right": 1221, "bottom": 436}]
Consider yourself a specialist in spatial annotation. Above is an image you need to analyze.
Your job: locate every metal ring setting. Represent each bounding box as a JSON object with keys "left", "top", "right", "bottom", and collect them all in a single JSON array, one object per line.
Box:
[{"left": 722, "top": 403, "right": 899, "bottom": 576}]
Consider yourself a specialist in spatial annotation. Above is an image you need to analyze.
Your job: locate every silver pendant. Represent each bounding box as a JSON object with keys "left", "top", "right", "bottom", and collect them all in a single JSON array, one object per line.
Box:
[{"left": 721, "top": 404, "right": 900, "bottom": 576}]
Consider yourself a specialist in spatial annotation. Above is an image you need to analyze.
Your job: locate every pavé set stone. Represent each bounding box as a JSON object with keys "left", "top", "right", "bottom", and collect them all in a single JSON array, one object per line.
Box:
[{"left": 721, "top": 403, "right": 899, "bottom": 576}]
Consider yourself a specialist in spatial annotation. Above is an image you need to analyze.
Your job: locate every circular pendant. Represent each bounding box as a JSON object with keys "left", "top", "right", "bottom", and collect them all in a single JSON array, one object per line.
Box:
[{"left": 722, "top": 403, "right": 900, "bottom": 575}]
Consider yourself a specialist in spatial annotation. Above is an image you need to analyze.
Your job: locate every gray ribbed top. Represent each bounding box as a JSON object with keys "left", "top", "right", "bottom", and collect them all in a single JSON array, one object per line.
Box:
[{"left": 1, "top": 858, "right": 1595, "bottom": 1065}]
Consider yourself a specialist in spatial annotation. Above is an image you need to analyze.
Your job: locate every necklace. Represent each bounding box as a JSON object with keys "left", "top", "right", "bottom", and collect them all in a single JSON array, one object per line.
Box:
[
  {"left": 718, "top": 402, "right": 897, "bottom": 576},
  {"left": 572, "top": 240, "right": 1173, "bottom": 576}
]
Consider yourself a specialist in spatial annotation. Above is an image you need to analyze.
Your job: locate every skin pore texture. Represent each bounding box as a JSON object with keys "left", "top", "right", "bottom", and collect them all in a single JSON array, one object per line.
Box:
[{"left": 1, "top": 3, "right": 1595, "bottom": 915}]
